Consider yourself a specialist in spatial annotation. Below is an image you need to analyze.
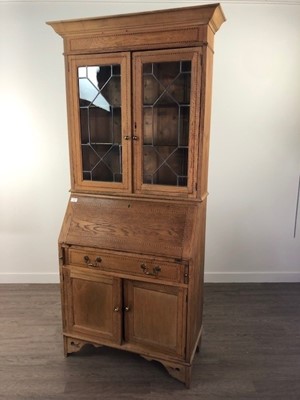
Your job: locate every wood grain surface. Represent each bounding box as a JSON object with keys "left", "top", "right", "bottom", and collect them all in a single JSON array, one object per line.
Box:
[
  {"left": 47, "top": 3, "right": 226, "bottom": 388},
  {"left": 62, "top": 196, "right": 198, "bottom": 259}
]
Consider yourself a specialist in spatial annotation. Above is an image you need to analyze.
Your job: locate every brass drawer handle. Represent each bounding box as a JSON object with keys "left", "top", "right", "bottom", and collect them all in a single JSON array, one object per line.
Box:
[
  {"left": 123, "top": 135, "right": 130, "bottom": 140},
  {"left": 140, "top": 263, "right": 161, "bottom": 276},
  {"left": 113, "top": 307, "right": 120, "bottom": 312},
  {"left": 132, "top": 135, "right": 138, "bottom": 141},
  {"left": 83, "top": 255, "right": 102, "bottom": 267}
]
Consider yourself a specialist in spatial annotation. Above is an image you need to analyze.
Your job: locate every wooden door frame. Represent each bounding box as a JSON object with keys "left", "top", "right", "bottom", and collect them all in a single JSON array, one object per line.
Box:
[
  {"left": 67, "top": 52, "right": 132, "bottom": 194},
  {"left": 62, "top": 267, "right": 122, "bottom": 344},
  {"left": 132, "top": 47, "right": 202, "bottom": 199},
  {"left": 123, "top": 279, "right": 187, "bottom": 358}
]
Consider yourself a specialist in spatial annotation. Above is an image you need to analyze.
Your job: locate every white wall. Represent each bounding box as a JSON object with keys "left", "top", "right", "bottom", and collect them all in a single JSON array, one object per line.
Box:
[
  {"left": 207, "top": 1, "right": 300, "bottom": 281},
  {"left": 0, "top": 0, "right": 299, "bottom": 283}
]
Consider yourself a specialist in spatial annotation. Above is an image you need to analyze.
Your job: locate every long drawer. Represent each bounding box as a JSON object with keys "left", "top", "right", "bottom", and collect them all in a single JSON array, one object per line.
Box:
[{"left": 67, "top": 247, "right": 187, "bottom": 284}]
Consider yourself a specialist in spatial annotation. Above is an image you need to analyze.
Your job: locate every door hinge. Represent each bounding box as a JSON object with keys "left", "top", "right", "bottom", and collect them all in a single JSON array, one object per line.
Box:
[
  {"left": 59, "top": 244, "right": 68, "bottom": 266},
  {"left": 58, "top": 254, "right": 64, "bottom": 266}
]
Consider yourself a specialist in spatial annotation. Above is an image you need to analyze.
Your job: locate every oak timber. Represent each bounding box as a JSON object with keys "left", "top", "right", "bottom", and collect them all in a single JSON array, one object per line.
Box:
[
  {"left": 47, "top": 3, "right": 225, "bottom": 387},
  {"left": 47, "top": 4, "right": 225, "bottom": 53}
]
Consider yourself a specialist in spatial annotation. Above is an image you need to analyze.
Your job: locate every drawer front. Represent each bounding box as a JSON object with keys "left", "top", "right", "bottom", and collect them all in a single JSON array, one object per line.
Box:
[{"left": 67, "top": 248, "right": 184, "bottom": 284}]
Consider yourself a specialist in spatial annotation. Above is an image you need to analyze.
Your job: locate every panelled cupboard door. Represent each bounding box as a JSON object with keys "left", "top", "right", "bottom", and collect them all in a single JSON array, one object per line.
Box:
[
  {"left": 63, "top": 268, "right": 122, "bottom": 344},
  {"left": 133, "top": 48, "right": 202, "bottom": 198},
  {"left": 124, "top": 280, "right": 187, "bottom": 358},
  {"left": 67, "top": 52, "right": 132, "bottom": 194}
]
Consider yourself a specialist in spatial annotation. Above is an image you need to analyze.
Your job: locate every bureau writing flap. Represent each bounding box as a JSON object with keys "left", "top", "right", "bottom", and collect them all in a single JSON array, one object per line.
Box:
[{"left": 59, "top": 196, "right": 198, "bottom": 259}]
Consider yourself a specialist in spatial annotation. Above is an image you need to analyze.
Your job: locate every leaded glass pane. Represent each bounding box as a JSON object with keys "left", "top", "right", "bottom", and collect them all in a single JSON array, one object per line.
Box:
[
  {"left": 142, "top": 60, "right": 191, "bottom": 187},
  {"left": 78, "top": 64, "right": 122, "bottom": 183}
]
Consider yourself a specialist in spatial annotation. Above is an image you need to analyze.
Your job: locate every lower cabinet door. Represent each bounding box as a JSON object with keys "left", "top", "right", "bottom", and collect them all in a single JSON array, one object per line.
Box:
[
  {"left": 124, "top": 280, "right": 187, "bottom": 358},
  {"left": 63, "top": 268, "right": 122, "bottom": 344}
]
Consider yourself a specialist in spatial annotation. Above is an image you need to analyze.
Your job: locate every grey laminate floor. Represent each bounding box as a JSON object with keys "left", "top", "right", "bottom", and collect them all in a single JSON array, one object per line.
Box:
[{"left": 0, "top": 283, "right": 299, "bottom": 400}]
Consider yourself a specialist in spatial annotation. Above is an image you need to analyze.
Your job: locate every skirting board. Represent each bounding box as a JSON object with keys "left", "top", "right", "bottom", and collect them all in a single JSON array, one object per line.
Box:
[
  {"left": 0, "top": 274, "right": 60, "bottom": 284},
  {"left": 205, "top": 272, "right": 300, "bottom": 283},
  {"left": 0, "top": 272, "right": 299, "bottom": 284}
]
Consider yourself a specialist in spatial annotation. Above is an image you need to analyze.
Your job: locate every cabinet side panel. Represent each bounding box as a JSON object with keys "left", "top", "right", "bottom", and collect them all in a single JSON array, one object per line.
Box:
[
  {"left": 198, "top": 44, "right": 214, "bottom": 200},
  {"left": 186, "top": 200, "right": 206, "bottom": 361},
  {"left": 65, "top": 54, "right": 77, "bottom": 191},
  {"left": 58, "top": 200, "right": 73, "bottom": 245}
]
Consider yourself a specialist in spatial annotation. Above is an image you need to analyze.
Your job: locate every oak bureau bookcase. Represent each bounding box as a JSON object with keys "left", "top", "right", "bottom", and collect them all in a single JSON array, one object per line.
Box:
[{"left": 47, "top": 3, "right": 225, "bottom": 388}]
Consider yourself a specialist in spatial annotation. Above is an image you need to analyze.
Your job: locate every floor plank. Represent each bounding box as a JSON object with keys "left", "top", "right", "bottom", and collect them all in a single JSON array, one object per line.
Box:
[{"left": 0, "top": 283, "right": 299, "bottom": 399}]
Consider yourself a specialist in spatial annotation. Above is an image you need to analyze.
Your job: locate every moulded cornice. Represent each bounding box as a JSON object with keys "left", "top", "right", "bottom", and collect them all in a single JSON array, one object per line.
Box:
[{"left": 47, "top": 3, "right": 226, "bottom": 38}]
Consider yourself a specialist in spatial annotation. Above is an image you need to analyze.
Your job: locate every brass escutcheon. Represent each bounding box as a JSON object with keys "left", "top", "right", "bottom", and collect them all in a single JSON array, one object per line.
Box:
[
  {"left": 84, "top": 255, "right": 102, "bottom": 267},
  {"left": 140, "top": 263, "right": 161, "bottom": 276}
]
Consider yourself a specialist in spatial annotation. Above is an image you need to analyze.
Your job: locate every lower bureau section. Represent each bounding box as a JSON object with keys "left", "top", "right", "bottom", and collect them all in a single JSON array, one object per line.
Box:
[
  {"left": 60, "top": 237, "right": 203, "bottom": 388},
  {"left": 62, "top": 266, "right": 187, "bottom": 361}
]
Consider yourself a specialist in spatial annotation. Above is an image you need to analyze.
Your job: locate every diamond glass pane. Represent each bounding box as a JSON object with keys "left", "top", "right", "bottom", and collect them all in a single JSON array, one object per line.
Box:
[
  {"left": 78, "top": 64, "right": 122, "bottom": 182},
  {"left": 142, "top": 60, "right": 191, "bottom": 187}
]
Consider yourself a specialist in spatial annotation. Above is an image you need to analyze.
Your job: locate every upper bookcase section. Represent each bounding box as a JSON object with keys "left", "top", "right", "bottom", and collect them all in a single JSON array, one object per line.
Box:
[{"left": 47, "top": 3, "right": 226, "bottom": 55}]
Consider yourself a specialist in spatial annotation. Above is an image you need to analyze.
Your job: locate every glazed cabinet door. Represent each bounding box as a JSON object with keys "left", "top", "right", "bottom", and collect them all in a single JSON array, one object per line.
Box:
[
  {"left": 67, "top": 53, "right": 132, "bottom": 194},
  {"left": 124, "top": 280, "right": 187, "bottom": 358},
  {"left": 63, "top": 268, "right": 122, "bottom": 344},
  {"left": 132, "top": 48, "right": 202, "bottom": 198}
]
